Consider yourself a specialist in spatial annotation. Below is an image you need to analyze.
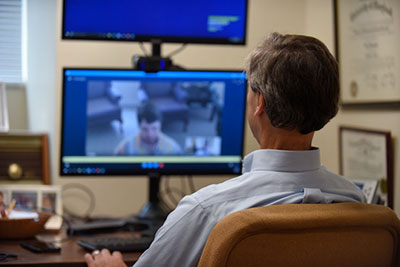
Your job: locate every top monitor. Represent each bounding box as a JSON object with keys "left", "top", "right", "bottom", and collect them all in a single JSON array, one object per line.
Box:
[{"left": 62, "top": 0, "right": 248, "bottom": 45}]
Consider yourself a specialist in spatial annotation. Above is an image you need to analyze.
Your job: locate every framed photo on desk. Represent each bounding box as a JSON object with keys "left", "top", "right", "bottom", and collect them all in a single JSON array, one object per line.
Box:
[
  {"left": 0, "top": 184, "right": 62, "bottom": 229},
  {"left": 334, "top": 0, "right": 400, "bottom": 106},
  {"left": 339, "top": 126, "right": 393, "bottom": 207}
]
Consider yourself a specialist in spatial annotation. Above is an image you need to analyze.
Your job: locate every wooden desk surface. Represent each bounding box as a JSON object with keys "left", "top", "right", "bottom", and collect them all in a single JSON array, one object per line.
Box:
[{"left": 0, "top": 231, "right": 142, "bottom": 266}]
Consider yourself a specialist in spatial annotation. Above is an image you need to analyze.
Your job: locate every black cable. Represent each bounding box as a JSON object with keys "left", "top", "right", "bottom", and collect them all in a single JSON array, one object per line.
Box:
[
  {"left": 188, "top": 175, "right": 196, "bottom": 193},
  {"left": 0, "top": 253, "right": 17, "bottom": 262},
  {"left": 166, "top": 43, "right": 187, "bottom": 58},
  {"left": 180, "top": 175, "right": 186, "bottom": 196},
  {"left": 158, "top": 176, "right": 173, "bottom": 211},
  {"left": 164, "top": 176, "right": 189, "bottom": 206},
  {"left": 164, "top": 177, "right": 179, "bottom": 205},
  {"left": 157, "top": 189, "right": 174, "bottom": 212},
  {"left": 138, "top": 42, "right": 150, "bottom": 57},
  {"left": 61, "top": 183, "right": 96, "bottom": 219},
  {"left": 160, "top": 198, "right": 173, "bottom": 213},
  {"left": 159, "top": 176, "right": 196, "bottom": 211},
  {"left": 156, "top": 176, "right": 171, "bottom": 212},
  {"left": 166, "top": 187, "right": 186, "bottom": 206}
]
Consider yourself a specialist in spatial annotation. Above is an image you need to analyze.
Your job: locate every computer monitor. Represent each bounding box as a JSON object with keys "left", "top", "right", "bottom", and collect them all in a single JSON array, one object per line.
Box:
[
  {"left": 60, "top": 68, "right": 247, "bottom": 219},
  {"left": 62, "top": 0, "right": 248, "bottom": 46}
]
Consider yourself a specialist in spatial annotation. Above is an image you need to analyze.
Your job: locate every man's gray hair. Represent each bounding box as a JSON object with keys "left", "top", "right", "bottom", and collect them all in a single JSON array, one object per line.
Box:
[{"left": 245, "top": 32, "right": 339, "bottom": 134}]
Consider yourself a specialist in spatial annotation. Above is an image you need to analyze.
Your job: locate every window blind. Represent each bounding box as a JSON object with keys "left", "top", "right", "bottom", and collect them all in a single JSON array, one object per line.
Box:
[{"left": 0, "top": 0, "right": 23, "bottom": 83}]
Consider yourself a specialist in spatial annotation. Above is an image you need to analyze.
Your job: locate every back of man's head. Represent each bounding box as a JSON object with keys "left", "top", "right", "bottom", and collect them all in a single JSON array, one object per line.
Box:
[{"left": 245, "top": 32, "right": 339, "bottom": 134}]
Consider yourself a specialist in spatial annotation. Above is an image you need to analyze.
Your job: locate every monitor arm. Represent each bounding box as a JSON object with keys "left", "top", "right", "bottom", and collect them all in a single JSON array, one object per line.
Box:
[
  {"left": 132, "top": 39, "right": 184, "bottom": 72},
  {"left": 136, "top": 173, "right": 169, "bottom": 220}
]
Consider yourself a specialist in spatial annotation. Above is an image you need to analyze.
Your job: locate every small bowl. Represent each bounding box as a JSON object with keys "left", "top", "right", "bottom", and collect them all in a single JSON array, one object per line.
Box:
[{"left": 0, "top": 212, "right": 52, "bottom": 239}]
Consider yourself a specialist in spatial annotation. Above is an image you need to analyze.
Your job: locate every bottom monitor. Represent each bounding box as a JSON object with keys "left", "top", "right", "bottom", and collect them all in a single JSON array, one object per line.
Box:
[{"left": 60, "top": 69, "right": 247, "bottom": 177}]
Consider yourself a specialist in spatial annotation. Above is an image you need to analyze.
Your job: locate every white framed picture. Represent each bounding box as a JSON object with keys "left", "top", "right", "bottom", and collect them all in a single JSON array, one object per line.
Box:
[
  {"left": 339, "top": 126, "right": 393, "bottom": 207},
  {"left": 0, "top": 184, "right": 63, "bottom": 229}
]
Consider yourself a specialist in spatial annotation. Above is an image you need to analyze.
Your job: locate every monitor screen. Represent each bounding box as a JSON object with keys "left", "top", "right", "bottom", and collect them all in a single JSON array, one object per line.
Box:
[
  {"left": 60, "top": 69, "right": 247, "bottom": 176},
  {"left": 62, "top": 0, "right": 248, "bottom": 45}
]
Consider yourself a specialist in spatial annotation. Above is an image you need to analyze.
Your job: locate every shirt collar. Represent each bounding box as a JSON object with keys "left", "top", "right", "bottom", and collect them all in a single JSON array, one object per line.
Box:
[{"left": 242, "top": 148, "right": 321, "bottom": 173}]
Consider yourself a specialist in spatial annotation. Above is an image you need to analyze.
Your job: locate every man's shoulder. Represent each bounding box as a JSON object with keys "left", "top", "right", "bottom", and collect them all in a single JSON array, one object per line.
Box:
[
  {"left": 319, "top": 165, "right": 353, "bottom": 184},
  {"left": 318, "top": 165, "right": 365, "bottom": 195},
  {"left": 190, "top": 174, "right": 249, "bottom": 208}
]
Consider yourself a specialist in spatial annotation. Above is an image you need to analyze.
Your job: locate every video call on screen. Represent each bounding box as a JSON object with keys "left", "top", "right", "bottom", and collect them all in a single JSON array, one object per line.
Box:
[{"left": 61, "top": 70, "right": 246, "bottom": 175}]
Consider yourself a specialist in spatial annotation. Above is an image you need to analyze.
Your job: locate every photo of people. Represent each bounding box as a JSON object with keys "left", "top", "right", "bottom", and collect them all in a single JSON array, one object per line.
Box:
[
  {"left": 85, "top": 80, "right": 225, "bottom": 156},
  {"left": 11, "top": 191, "right": 38, "bottom": 210},
  {"left": 0, "top": 185, "right": 62, "bottom": 221},
  {"left": 0, "top": 191, "right": 8, "bottom": 215},
  {"left": 42, "top": 192, "right": 56, "bottom": 213}
]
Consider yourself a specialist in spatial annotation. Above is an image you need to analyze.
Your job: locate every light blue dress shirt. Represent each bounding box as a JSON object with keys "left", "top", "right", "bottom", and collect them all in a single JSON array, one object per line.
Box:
[{"left": 134, "top": 148, "right": 366, "bottom": 267}]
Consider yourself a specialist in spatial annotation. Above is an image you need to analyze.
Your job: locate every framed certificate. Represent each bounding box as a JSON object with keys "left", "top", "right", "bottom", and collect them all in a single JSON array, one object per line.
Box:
[
  {"left": 339, "top": 126, "right": 393, "bottom": 208},
  {"left": 334, "top": 0, "right": 400, "bottom": 105}
]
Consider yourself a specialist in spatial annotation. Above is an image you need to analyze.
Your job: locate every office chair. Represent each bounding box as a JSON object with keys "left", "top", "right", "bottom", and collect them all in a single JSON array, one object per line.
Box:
[{"left": 198, "top": 203, "right": 400, "bottom": 267}]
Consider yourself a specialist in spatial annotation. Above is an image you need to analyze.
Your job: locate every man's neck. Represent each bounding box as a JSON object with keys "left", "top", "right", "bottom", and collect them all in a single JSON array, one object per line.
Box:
[{"left": 257, "top": 127, "right": 314, "bottom": 151}]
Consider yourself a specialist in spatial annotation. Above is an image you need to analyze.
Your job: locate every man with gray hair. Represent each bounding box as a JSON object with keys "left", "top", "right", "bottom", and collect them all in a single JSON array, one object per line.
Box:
[{"left": 85, "top": 32, "right": 365, "bottom": 267}]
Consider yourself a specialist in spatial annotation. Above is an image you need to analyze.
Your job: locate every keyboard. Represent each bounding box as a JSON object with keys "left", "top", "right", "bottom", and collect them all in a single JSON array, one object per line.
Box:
[
  {"left": 68, "top": 220, "right": 127, "bottom": 236},
  {"left": 68, "top": 219, "right": 149, "bottom": 236},
  {"left": 77, "top": 236, "right": 153, "bottom": 252}
]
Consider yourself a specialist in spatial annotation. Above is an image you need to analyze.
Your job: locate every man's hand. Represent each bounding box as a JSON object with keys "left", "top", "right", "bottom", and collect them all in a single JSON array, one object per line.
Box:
[{"left": 84, "top": 249, "right": 127, "bottom": 267}]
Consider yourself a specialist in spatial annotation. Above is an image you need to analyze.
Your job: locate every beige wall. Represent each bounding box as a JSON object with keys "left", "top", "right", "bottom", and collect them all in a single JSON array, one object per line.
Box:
[
  {"left": 5, "top": 84, "right": 28, "bottom": 130},
  {"left": 52, "top": 0, "right": 307, "bottom": 217},
  {"left": 13, "top": 0, "right": 399, "bottom": 216},
  {"left": 304, "top": 0, "right": 400, "bottom": 214}
]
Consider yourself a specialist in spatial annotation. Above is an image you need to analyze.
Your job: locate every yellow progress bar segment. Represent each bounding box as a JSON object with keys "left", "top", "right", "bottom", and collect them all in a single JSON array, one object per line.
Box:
[{"left": 63, "top": 156, "right": 241, "bottom": 164}]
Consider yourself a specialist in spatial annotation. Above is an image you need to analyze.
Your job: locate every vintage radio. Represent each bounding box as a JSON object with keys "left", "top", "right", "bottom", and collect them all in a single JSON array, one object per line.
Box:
[{"left": 0, "top": 133, "right": 50, "bottom": 184}]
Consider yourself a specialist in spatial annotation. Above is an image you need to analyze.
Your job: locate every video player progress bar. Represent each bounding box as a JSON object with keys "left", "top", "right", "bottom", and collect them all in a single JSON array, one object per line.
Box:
[{"left": 62, "top": 156, "right": 241, "bottom": 164}]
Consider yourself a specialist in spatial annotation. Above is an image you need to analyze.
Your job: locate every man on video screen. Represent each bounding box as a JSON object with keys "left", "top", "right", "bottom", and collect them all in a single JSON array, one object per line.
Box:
[{"left": 115, "top": 102, "right": 182, "bottom": 155}]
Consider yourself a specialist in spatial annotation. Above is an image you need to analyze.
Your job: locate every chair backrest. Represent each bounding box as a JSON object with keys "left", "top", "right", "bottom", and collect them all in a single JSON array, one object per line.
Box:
[
  {"left": 198, "top": 203, "right": 400, "bottom": 267},
  {"left": 142, "top": 82, "right": 174, "bottom": 98},
  {"left": 87, "top": 81, "right": 110, "bottom": 99}
]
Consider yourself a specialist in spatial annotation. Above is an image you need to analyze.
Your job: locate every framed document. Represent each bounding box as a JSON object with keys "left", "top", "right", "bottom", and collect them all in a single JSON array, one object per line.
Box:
[
  {"left": 334, "top": 0, "right": 400, "bottom": 105},
  {"left": 339, "top": 126, "right": 393, "bottom": 208}
]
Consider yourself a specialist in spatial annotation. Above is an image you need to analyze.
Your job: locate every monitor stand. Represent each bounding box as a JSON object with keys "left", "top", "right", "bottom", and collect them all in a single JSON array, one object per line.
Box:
[
  {"left": 136, "top": 173, "right": 169, "bottom": 221},
  {"left": 132, "top": 39, "right": 184, "bottom": 72}
]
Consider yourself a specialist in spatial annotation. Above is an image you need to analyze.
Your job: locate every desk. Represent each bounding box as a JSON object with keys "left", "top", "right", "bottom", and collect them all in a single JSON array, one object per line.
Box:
[{"left": 0, "top": 231, "right": 142, "bottom": 266}]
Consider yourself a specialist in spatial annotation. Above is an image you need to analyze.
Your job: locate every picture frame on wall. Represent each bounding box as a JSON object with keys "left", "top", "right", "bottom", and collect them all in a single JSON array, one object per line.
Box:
[
  {"left": 339, "top": 126, "right": 393, "bottom": 208},
  {"left": 334, "top": 0, "right": 400, "bottom": 106}
]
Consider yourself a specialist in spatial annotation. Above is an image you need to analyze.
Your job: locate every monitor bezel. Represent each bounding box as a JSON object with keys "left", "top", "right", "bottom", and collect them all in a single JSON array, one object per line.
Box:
[
  {"left": 60, "top": 67, "right": 247, "bottom": 177},
  {"left": 61, "top": 0, "right": 248, "bottom": 46}
]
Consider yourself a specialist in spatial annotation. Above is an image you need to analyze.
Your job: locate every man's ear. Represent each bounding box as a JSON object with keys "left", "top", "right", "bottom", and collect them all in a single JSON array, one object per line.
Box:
[{"left": 254, "top": 93, "right": 266, "bottom": 116}]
